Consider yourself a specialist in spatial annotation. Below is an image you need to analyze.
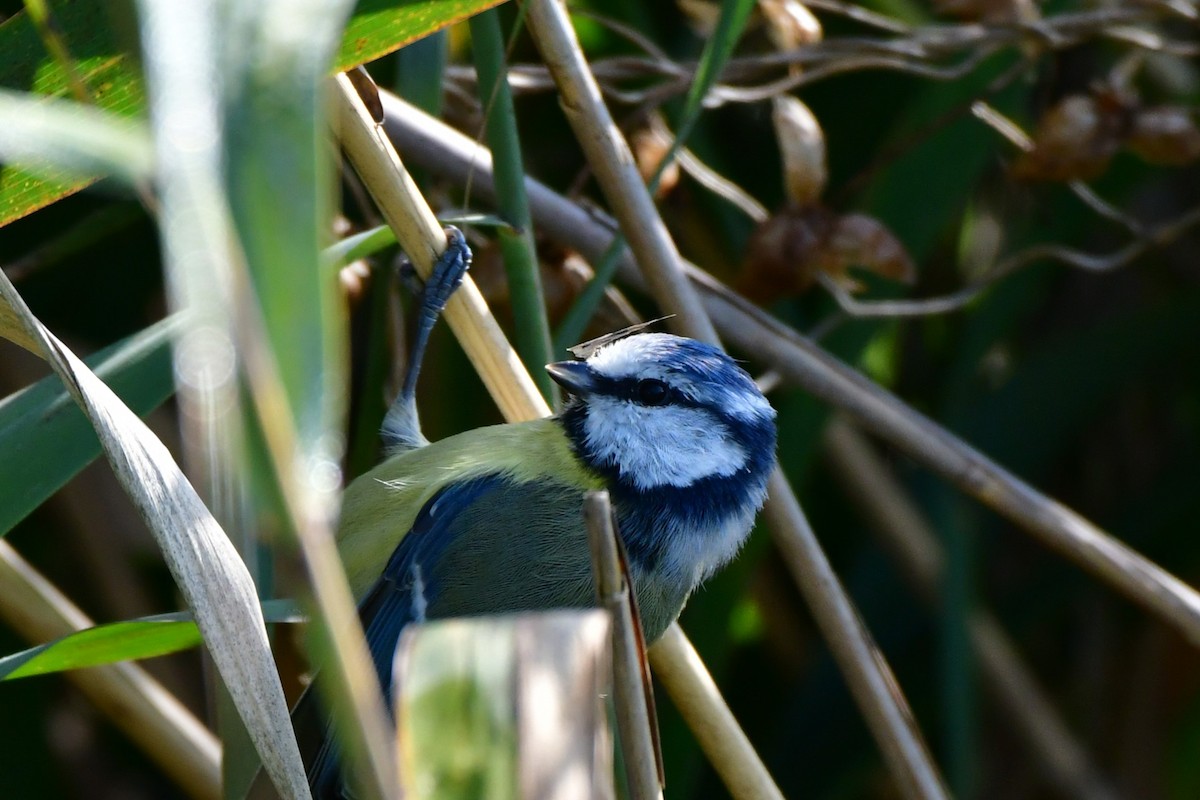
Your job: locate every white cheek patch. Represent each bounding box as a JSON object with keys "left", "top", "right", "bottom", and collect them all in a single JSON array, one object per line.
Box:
[{"left": 582, "top": 398, "right": 748, "bottom": 489}]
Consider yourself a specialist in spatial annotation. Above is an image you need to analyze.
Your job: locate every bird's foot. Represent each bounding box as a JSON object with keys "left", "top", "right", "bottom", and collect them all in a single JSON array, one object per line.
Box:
[{"left": 382, "top": 226, "right": 472, "bottom": 454}]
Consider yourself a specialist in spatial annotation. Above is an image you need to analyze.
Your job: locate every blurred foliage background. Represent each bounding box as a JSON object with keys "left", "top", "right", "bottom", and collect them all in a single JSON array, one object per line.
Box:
[{"left": 2, "top": 0, "right": 1200, "bottom": 798}]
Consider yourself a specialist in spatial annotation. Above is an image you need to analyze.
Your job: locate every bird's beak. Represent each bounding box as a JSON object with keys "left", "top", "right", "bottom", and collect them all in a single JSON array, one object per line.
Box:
[{"left": 545, "top": 361, "right": 597, "bottom": 397}]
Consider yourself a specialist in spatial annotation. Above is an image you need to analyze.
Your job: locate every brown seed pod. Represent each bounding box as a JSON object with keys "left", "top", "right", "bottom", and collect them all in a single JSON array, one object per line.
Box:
[
  {"left": 1012, "top": 93, "right": 1130, "bottom": 182},
  {"left": 739, "top": 205, "right": 915, "bottom": 302},
  {"left": 822, "top": 213, "right": 916, "bottom": 291}
]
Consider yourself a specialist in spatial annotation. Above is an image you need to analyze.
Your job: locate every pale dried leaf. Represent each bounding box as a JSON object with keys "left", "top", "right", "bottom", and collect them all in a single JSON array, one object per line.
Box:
[
  {"left": 0, "top": 301, "right": 39, "bottom": 353},
  {"left": 631, "top": 117, "right": 680, "bottom": 197},
  {"left": 677, "top": 0, "right": 721, "bottom": 36},
  {"left": 759, "top": 0, "right": 822, "bottom": 51},
  {"left": 772, "top": 95, "right": 827, "bottom": 205}
]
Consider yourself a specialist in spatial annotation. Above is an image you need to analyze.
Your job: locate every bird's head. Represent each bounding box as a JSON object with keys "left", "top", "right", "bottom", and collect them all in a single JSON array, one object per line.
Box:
[{"left": 546, "top": 333, "right": 777, "bottom": 493}]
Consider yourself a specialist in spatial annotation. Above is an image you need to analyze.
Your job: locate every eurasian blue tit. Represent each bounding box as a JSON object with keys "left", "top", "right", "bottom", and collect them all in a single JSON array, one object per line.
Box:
[
  {"left": 305, "top": 233, "right": 777, "bottom": 797},
  {"left": 340, "top": 329, "right": 778, "bottom": 644}
]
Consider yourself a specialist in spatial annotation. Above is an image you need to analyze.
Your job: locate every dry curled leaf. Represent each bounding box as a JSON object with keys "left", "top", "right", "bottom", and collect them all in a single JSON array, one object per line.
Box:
[
  {"left": 772, "top": 95, "right": 827, "bottom": 206},
  {"left": 825, "top": 213, "right": 917, "bottom": 291},
  {"left": 739, "top": 204, "right": 915, "bottom": 302},
  {"left": 631, "top": 115, "right": 681, "bottom": 198},
  {"left": 1127, "top": 107, "right": 1200, "bottom": 166},
  {"left": 1012, "top": 90, "right": 1132, "bottom": 182},
  {"left": 759, "top": 0, "right": 823, "bottom": 52}
]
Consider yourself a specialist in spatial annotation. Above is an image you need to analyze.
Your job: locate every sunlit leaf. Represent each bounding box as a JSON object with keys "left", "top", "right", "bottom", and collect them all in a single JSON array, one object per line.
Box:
[
  {"left": 0, "top": 0, "right": 506, "bottom": 227},
  {"left": 0, "top": 600, "right": 303, "bottom": 681}
]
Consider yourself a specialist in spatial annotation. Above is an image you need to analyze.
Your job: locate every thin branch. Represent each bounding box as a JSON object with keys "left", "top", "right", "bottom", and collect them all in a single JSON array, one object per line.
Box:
[
  {"left": 823, "top": 419, "right": 1120, "bottom": 800},
  {"left": 447, "top": 5, "right": 1180, "bottom": 109},
  {"left": 762, "top": 470, "right": 950, "bottom": 799},
  {"left": 649, "top": 626, "right": 786, "bottom": 800}
]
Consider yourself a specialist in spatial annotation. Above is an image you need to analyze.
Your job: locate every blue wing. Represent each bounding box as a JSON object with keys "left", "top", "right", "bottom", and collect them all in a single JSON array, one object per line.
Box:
[
  {"left": 308, "top": 474, "right": 505, "bottom": 798},
  {"left": 310, "top": 472, "right": 600, "bottom": 797}
]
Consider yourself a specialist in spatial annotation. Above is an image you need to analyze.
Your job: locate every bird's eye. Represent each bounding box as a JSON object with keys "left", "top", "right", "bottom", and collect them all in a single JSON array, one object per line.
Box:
[{"left": 636, "top": 379, "right": 669, "bottom": 406}]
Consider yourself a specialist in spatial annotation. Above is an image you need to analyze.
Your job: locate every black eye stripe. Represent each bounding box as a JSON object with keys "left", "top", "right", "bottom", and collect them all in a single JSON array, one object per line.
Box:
[
  {"left": 595, "top": 375, "right": 683, "bottom": 406},
  {"left": 636, "top": 378, "right": 669, "bottom": 406}
]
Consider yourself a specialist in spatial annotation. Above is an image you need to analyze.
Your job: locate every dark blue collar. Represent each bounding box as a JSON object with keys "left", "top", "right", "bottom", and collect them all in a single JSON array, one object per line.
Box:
[{"left": 557, "top": 404, "right": 775, "bottom": 572}]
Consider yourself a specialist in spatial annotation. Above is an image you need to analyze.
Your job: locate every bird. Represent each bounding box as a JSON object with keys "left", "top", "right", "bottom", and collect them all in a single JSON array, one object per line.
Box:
[{"left": 304, "top": 229, "right": 778, "bottom": 797}]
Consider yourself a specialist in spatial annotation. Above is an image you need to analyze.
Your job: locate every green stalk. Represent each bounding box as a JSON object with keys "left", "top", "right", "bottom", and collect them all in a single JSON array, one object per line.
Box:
[
  {"left": 470, "top": 8, "right": 557, "bottom": 405},
  {"left": 394, "top": 31, "right": 448, "bottom": 117},
  {"left": 395, "top": 31, "right": 447, "bottom": 190}
]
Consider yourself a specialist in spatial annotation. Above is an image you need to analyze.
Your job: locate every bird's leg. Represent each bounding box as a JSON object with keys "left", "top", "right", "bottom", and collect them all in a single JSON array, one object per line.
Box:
[{"left": 381, "top": 226, "right": 471, "bottom": 455}]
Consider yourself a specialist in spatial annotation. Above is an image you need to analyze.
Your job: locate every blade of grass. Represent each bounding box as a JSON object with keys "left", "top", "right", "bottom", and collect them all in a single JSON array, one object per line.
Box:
[
  {"left": 0, "top": 0, "right": 505, "bottom": 226},
  {"left": 135, "top": 0, "right": 366, "bottom": 794},
  {"left": 394, "top": 30, "right": 447, "bottom": 116},
  {"left": 0, "top": 89, "right": 152, "bottom": 184},
  {"left": 0, "top": 599, "right": 302, "bottom": 680}
]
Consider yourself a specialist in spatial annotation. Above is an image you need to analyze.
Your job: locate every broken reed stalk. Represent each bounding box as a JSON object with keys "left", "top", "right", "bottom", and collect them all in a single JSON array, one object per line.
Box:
[{"left": 584, "top": 491, "right": 663, "bottom": 800}]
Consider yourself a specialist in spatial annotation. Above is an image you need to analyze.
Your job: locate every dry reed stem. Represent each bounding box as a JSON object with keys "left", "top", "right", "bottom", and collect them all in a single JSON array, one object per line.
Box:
[
  {"left": 0, "top": 540, "right": 221, "bottom": 800},
  {"left": 585, "top": 491, "right": 663, "bottom": 800},
  {"left": 824, "top": 418, "right": 1119, "bottom": 800},
  {"left": 650, "top": 626, "right": 787, "bottom": 800}
]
